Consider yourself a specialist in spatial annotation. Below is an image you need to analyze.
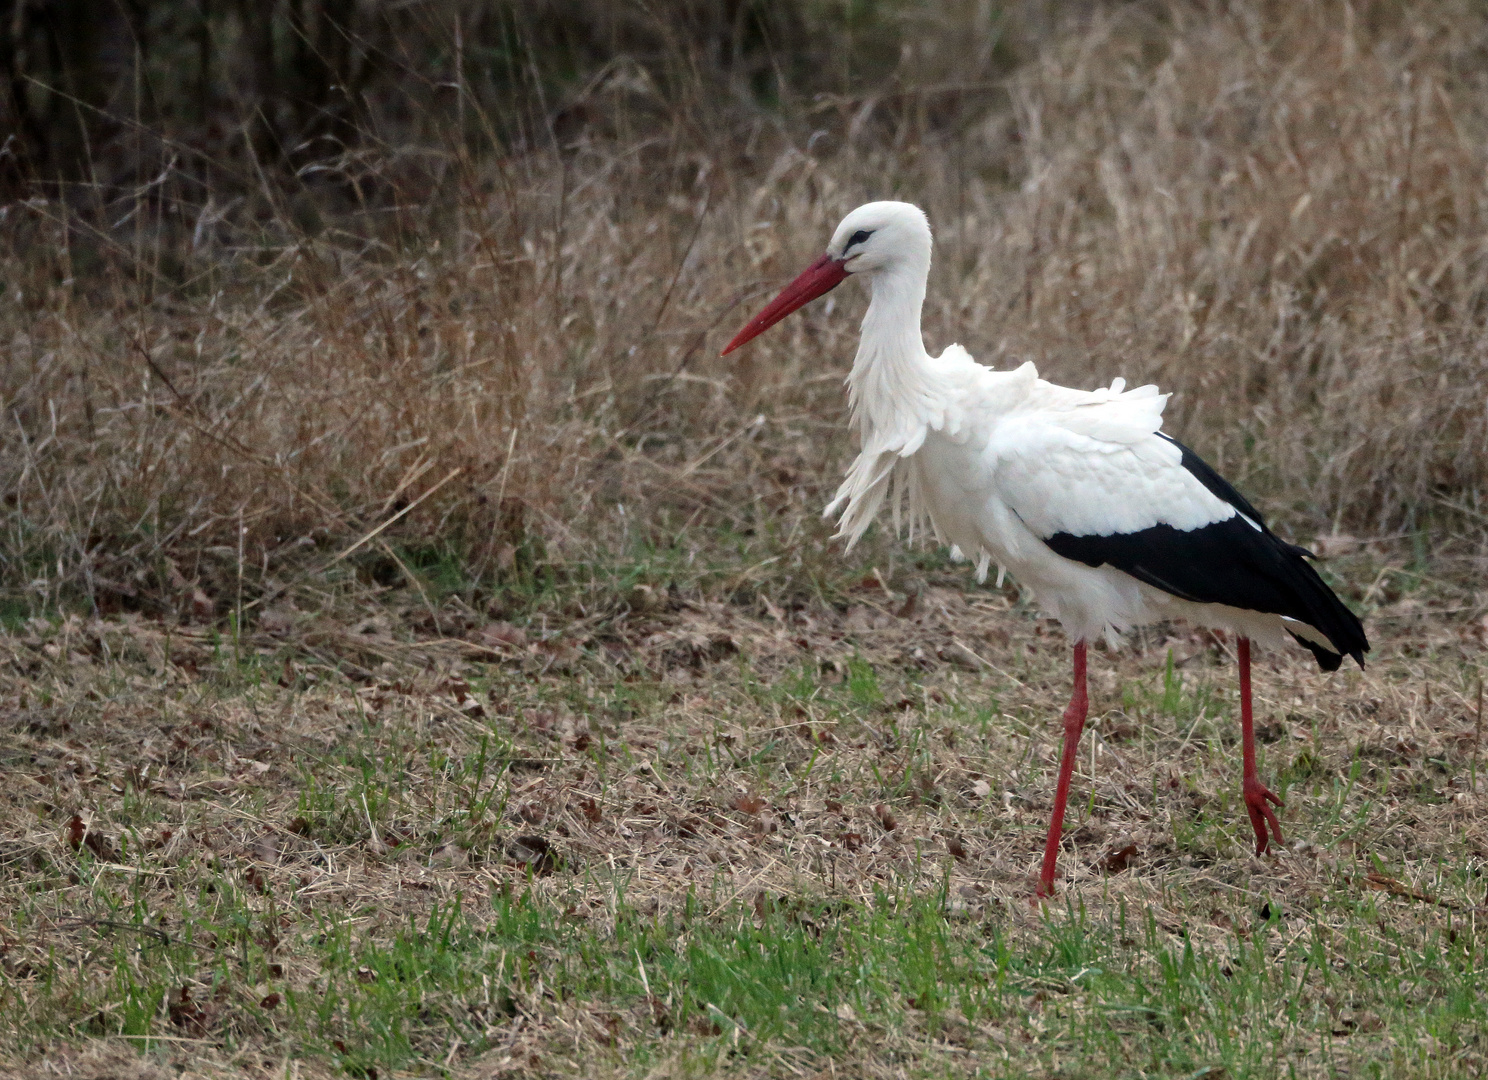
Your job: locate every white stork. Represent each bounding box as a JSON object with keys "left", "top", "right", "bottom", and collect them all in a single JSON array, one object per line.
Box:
[{"left": 722, "top": 201, "right": 1368, "bottom": 898}]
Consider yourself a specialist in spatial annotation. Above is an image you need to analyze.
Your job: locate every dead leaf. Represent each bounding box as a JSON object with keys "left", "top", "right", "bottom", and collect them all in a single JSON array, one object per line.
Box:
[
  {"left": 66, "top": 815, "right": 120, "bottom": 862},
  {"left": 508, "top": 835, "right": 559, "bottom": 875},
  {"left": 874, "top": 804, "right": 898, "bottom": 832},
  {"left": 946, "top": 835, "right": 968, "bottom": 860},
  {"left": 168, "top": 986, "right": 213, "bottom": 1035},
  {"left": 753, "top": 891, "right": 774, "bottom": 919},
  {"left": 731, "top": 793, "right": 767, "bottom": 815},
  {"left": 1098, "top": 843, "right": 1138, "bottom": 873},
  {"left": 536, "top": 637, "right": 582, "bottom": 672},
  {"left": 1361, "top": 871, "right": 1447, "bottom": 907}
]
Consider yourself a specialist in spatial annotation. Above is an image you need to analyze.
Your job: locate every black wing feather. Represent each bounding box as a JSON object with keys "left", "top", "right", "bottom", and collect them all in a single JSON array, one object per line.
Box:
[{"left": 1042, "top": 435, "right": 1368, "bottom": 671}]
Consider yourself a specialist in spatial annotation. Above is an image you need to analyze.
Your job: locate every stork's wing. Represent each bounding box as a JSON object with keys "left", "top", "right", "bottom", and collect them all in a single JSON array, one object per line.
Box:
[
  {"left": 989, "top": 414, "right": 1239, "bottom": 539},
  {"left": 988, "top": 409, "right": 1367, "bottom": 668}
]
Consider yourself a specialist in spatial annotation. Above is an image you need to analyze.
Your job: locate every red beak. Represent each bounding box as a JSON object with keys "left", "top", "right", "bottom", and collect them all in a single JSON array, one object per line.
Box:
[{"left": 720, "top": 253, "right": 850, "bottom": 355}]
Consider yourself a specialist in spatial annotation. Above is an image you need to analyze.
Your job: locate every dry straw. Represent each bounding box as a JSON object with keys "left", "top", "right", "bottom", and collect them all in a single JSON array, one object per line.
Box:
[{"left": 2, "top": 0, "right": 1486, "bottom": 619}]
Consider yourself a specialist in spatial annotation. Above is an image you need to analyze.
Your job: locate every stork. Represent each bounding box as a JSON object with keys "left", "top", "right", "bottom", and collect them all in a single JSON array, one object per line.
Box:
[{"left": 721, "top": 201, "right": 1368, "bottom": 898}]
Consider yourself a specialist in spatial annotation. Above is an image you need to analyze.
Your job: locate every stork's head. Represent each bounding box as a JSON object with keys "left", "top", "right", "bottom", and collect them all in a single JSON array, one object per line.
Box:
[
  {"left": 826, "top": 201, "right": 932, "bottom": 274},
  {"left": 721, "top": 201, "right": 931, "bottom": 355}
]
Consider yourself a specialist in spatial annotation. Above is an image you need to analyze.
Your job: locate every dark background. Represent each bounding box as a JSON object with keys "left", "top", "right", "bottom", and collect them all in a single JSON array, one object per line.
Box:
[{"left": 0, "top": 1, "right": 1032, "bottom": 219}]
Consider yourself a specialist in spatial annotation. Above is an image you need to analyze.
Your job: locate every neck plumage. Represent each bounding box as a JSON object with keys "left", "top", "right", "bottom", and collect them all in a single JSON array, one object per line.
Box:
[
  {"left": 826, "top": 257, "right": 941, "bottom": 549},
  {"left": 845, "top": 258, "right": 936, "bottom": 453}
]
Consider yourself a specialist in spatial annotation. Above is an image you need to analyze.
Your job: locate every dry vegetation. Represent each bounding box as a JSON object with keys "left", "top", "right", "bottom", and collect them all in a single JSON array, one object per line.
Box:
[
  {"left": 3, "top": 1, "right": 1488, "bottom": 1077},
  {"left": 1, "top": 568, "right": 1486, "bottom": 1079},
  {"left": 7, "top": 0, "right": 1488, "bottom": 613}
]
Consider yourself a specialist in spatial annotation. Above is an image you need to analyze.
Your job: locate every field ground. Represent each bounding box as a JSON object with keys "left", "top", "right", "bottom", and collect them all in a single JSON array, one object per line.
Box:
[
  {"left": 2, "top": 542, "right": 1486, "bottom": 1079},
  {"left": 7, "top": 3, "right": 1488, "bottom": 1075}
]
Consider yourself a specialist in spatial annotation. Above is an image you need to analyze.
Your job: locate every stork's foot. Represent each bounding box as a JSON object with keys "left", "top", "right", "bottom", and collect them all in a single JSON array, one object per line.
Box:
[{"left": 1242, "top": 777, "right": 1285, "bottom": 855}]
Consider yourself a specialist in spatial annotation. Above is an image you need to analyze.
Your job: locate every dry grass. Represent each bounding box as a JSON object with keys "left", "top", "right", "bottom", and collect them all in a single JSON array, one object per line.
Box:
[
  {"left": 6, "top": 0, "right": 1488, "bottom": 622},
  {"left": 5, "top": 1, "right": 1488, "bottom": 1076},
  {"left": 0, "top": 552, "right": 1485, "bottom": 1077}
]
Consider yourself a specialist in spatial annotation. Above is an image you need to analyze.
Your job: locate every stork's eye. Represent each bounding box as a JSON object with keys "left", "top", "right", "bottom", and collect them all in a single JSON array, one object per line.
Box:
[{"left": 845, "top": 229, "right": 873, "bottom": 251}]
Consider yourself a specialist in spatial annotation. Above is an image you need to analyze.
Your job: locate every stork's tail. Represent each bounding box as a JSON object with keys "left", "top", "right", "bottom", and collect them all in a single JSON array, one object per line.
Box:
[{"left": 1280, "top": 542, "right": 1369, "bottom": 672}]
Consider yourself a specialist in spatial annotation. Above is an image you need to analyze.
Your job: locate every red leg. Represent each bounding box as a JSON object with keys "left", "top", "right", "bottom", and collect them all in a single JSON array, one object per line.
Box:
[
  {"left": 1037, "top": 640, "right": 1089, "bottom": 898},
  {"left": 1238, "top": 637, "right": 1284, "bottom": 854}
]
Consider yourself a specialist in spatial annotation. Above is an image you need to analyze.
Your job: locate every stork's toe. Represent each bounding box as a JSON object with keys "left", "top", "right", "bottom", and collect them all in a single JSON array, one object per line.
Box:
[{"left": 1242, "top": 778, "right": 1284, "bottom": 854}]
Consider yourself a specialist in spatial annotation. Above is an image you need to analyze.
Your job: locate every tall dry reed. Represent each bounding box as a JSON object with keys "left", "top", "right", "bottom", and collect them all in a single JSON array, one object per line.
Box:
[{"left": 3, "top": 0, "right": 1485, "bottom": 620}]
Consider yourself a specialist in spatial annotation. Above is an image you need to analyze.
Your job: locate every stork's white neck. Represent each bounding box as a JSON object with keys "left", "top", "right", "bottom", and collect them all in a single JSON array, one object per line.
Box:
[{"left": 846, "top": 258, "right": 937, "bottom": 448}]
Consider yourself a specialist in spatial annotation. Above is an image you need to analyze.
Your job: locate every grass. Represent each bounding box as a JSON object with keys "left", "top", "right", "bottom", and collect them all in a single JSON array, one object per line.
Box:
[
  {"left": 5, "top": 1, "right": 1488, "bottom": 1076},
  {"left": 2, "top": 539, "right": 1487, "bottom": 1077},
  {"left": 8, "top": 0, "right": 1488, "bottom": 626}
]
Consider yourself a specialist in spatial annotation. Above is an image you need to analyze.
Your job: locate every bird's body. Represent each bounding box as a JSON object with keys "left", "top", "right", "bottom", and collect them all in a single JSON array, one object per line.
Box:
[
  {"left": 830, "top": 351, "right": 1357, "bottom": 666},
  {"left": 722, "top": 200, "right": 1367, "bottom": 897}
]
